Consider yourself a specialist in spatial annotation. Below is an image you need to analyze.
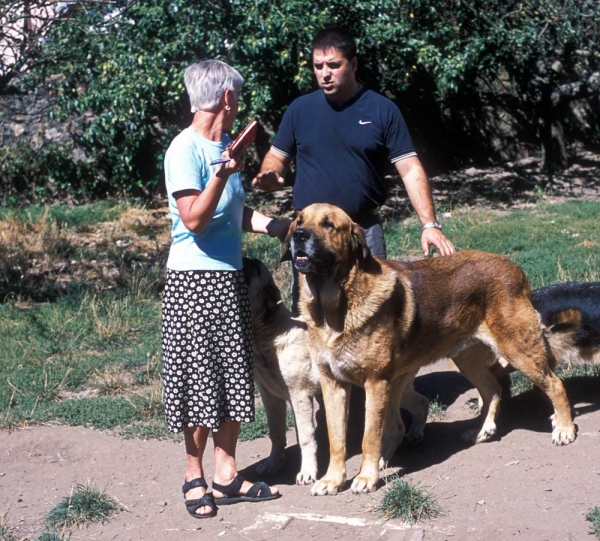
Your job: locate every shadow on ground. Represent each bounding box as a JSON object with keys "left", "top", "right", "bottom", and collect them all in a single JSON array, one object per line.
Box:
[{"left": 242, "top": 370, "right": 600, "bottom": 487}]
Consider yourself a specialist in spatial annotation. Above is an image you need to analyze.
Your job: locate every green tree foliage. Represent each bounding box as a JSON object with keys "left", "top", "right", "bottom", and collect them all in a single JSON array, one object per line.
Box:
[
  {"left": 405, "top": 0, "right": 600, "bottom": 172},
  {"left": 4, "top": 0, "right": 600, "bottom": 198}
]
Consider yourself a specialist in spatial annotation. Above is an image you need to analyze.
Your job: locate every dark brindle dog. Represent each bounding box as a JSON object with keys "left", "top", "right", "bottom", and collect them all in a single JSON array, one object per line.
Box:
[
  {"left": 282, "top": 203, "right": 577, "bottom": 496},
  {"left": 477, "top": 281, "right": 600, "bottom": 382},
  {"left": 532, "top": 282, "right": 600, "bottom": 365},
  {"left": 462, "top": 282, "right": 600, "bottom": 433}
]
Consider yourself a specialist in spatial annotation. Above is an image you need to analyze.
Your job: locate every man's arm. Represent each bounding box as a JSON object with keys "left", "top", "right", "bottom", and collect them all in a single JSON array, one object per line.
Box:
[
  {"left": 251, "top": 149, "right": 291, "bottom": 191},
  {"left": 394, "top": 156, "right": 455, "bottom": 256}
]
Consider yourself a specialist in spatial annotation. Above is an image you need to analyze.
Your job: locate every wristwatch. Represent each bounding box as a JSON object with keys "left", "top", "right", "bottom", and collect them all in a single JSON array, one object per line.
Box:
[{"left": 421, "top": 221, "right": 442, "bottom": 231}]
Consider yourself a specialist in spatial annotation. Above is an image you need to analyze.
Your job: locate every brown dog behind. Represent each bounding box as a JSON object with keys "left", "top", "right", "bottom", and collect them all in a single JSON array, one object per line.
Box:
[
  {"left": 283, "top": 203, "right": 577, "bottom": 496},
  {"left": 465, "top": 281, "right": 600, "bottom": 416}
]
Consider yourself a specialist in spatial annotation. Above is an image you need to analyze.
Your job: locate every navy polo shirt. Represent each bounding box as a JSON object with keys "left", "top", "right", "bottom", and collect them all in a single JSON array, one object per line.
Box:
[{"left": 271, "top": 87, "right": 416, "bottom": 220}]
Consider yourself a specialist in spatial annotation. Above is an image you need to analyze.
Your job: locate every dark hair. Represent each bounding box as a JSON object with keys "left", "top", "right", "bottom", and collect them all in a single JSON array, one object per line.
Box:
[{"left": 310, "top": 26, "right": 357, "bottom": 62}]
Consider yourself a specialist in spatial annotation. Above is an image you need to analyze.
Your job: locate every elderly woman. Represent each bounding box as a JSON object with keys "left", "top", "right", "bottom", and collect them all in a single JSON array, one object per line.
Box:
[{"left": 162, "top": 60, "right": 285, "bottom": 519}]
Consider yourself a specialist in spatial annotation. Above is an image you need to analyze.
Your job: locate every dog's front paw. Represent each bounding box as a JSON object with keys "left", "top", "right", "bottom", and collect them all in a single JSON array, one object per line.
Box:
[
  {"left": 461, "top": 421, "right": 497, "bottom": 445},
  {"left": 461, "top": 427, "right": 479, "bottom": 444},
  {"left": 404, "top": 426, "right": 424, "bottom": 444},
  {"left": 551, "top": 423, "right": 577, "bottom": 446},
  {"left": 296, "top": 468, "right": 317, "bottom": 485},
  {"left": 311, "top": 475, "right": 344, "bottom": 496},
  {"left": 475, "top": 420, "right": 497, "bottom": 443},
  {"left": 351, "top": 474, "right": 378, "bottom": 494},
  {"left": 256, "top": 451, "right": 286, "bottom": 476}
]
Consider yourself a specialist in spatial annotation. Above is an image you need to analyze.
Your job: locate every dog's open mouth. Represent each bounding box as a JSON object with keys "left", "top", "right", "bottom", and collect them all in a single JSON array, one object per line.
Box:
[{"left": 293, "top": 250, "right": 313, "bottom": 272}]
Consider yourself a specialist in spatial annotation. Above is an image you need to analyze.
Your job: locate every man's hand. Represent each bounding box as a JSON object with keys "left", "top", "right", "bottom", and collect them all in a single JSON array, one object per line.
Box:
[
  {"left": 253, "top": 149, "right": 290, "bottom": 191},
  {"left": 252, "top": 170, "right": 285, "bottom": 191},
  {"left": 421, "top": 228, "right": 455, "bottom": 257}
]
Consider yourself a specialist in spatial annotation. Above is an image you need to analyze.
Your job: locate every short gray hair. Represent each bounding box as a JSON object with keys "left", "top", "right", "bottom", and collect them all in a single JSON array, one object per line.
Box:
[{"left": 184, "top": 60, "right": 244, "bottom": 113}]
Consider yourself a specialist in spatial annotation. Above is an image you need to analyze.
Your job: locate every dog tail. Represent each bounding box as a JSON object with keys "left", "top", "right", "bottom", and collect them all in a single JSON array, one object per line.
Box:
[{"left": 543, "top": 308, "right": 600, "bottom": 365}]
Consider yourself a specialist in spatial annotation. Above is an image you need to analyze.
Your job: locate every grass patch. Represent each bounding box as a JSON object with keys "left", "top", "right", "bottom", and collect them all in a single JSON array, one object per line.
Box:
[
  {"left": 467, "top": 397, "right": 481, "bottom": 414},
  {"left": 555, "top": 362, "right": 600, "bottom": 380},
  {"left": 0, "top": 290, "right": 161, "bottom": 429},
  {"left": 508, "top": 371, "right": 534, "bottom": 397},
  {"left": 49, "top": 396, "right": 146, "bottom": 430},
  {"left": 0, "top": 201, "right": 124, "bottom": 230},
  {"left": 587, "top": 507, "right": 600, "bottom": 539},
  {"left": 375, "top": 475, "right": 441, "bottom": 524},
  {"left": 1, "top": 198, "right": 599, "bottom": 436},
  {"left": 35, "top": 532, "right": 71, "bottom": 541},
  {"left": 44, "top": 483, "right": 120, "bottom": 529},
  {"left": 0, "top": 513, "right": 16, "bottom": 541},
  {"left": 509, "top": 362, "right": 600, "bottom": 398},
  {"left": 427, "top": 397, "right": 447, "bottom": 421},
  {"left": 239, "top": 404, "right": 295, "bottom": 441},
  {"left": 391, "top": 201, "right": 600, "bottom": 288},
  {"left": 119, "top": 417, "right": 182, "bottom": 441}
]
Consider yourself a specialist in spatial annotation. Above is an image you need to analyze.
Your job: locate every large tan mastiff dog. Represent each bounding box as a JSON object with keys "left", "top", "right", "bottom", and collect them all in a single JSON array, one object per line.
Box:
[
  {"left": 242, "top": 257, "right": 430, "bottom": 484},
  {"left": 282, "top": 203, "right": 577, "bottom": 496}
]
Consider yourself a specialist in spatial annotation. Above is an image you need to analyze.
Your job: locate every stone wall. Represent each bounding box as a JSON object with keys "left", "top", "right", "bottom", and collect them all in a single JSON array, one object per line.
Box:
[{"left": 0, "top": 87, "right": 74, "bottom": 150}]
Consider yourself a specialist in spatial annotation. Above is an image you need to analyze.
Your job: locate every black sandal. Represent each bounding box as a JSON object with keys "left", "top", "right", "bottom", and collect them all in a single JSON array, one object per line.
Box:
[
  {"left": 212, "top": 474, "right": 281, "bottom": 505},
  {"left": 182, "top": 478, "right": 217, "bottom": 519}
]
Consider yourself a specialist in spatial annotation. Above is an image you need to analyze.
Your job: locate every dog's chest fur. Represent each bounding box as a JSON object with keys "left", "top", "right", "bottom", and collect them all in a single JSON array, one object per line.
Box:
[{"left": 304, "top": 269, "right": 404, "bottom": 384}]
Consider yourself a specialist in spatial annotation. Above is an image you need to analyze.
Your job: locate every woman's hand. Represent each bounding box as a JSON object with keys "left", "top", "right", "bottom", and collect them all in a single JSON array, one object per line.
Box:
[
  {"left": 266, "top": 219, "right": 291, "bottom": 242},
  {"left": 217, "top": 149, "right": 246, "bottom": 178}
]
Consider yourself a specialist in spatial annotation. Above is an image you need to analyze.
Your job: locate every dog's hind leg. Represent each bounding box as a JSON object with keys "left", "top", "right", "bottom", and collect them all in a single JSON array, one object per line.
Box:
[
  {"left": 486, "top": 302, "right": 577, "bottom": 446},
  {"left": 452, "top": 343, "right": 502, "bottom": 444},
  {"left": 380, "top": 371, "right": 425, "bottom": 469},
  {"left": 289, "top": 391, "right": 318, "bottom": 485},
  {"left": 256, "top": 387, "right": 288, "bottom": 476},
  {"left": 400, "top": 375, "right": 430, "bottom": 444},
  {"left": 380, "top": 377, "right": 408, "bottom": 468}
]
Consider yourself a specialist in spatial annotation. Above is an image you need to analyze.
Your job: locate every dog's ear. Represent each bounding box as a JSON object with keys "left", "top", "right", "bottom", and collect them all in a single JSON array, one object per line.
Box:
[
  {"left": 351, "top": 223, "right": 371, "bottom": 262},
  {"left": 264, "top": 282, "right": 282, "bottom": 313},
  {"left": 241, "top": 257, "right": 260, "bottom": 284},
  {"left": 280, "top": 215, "right": 298, "bottom": 262}
]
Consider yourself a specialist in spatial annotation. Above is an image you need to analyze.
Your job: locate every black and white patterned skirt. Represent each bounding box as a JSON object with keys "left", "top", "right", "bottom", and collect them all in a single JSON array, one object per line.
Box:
[{"left": 161, "top": 268, "right": 254, "bottom": 433}]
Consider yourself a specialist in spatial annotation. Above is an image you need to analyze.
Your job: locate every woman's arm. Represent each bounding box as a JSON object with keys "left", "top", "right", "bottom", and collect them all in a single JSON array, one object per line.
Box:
[
  {"left": 175, "top": 158, "right": 241, "bottom": 234},
  {"left": 243, "top": 206, "right": 290, "bottom": 242}
]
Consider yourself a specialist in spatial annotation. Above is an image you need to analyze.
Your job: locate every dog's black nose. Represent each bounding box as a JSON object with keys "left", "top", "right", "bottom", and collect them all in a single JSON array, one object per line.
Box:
[{"left": 293, "top": 228, "right": 311, "bottom": 243}]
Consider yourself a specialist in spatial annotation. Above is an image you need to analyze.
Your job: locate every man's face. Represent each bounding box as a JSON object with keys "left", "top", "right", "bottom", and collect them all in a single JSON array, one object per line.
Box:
[{"left": 312, "top": 47, "right": 358, "bottom": 102}]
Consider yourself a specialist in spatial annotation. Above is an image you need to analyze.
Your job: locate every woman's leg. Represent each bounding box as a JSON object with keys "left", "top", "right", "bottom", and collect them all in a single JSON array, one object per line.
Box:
[
  {"left": 183, "top": 426, "right": 212, "bottom": 516},
  {"left": 212, "top": 421, "right": 279, "bottom": 498}
]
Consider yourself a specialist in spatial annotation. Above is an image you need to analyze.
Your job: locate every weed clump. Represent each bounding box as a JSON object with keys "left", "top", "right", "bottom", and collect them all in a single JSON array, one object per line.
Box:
[
  {"left": 35, "top": 532, "right": 71, "bottom": 541},
  {"left": 44, "top": 483, "right": 120, "bottom": 529},
  {"left": 375, "top": 475, "right": 441, "bottom": 524},
  {"left": 427, "top": 397, "right": 447, "bottom": 421},
  {"left": 587, "top": 507, "right": 600, "bottom": 539}
]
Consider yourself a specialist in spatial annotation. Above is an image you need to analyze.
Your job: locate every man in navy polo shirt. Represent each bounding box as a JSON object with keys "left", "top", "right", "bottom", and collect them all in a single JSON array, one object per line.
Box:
[{"left": 253, "top": 26, "right": 454, "bottom": 311}]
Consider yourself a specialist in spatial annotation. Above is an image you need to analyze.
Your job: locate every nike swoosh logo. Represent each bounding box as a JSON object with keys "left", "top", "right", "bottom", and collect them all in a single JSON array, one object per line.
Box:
[{"left": 359, "top": 120, "right": 372, "bottom": 125}]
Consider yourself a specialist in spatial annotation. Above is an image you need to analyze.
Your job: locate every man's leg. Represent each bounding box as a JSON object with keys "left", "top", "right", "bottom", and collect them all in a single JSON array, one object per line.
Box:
[{"left": 362, "top": 217, "right": 387, "bottom": 259}]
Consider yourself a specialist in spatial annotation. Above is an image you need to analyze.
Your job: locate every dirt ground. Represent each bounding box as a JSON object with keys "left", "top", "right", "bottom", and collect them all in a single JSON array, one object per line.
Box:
[
  {"left": 2, "top": 361, "right": 599, "bottom": 541},
  {"left": 1, "top": 151, "right": 600, "bottom": 541}
]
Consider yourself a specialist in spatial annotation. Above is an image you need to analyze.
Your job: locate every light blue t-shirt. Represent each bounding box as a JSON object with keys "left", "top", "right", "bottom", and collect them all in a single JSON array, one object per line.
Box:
[{"left": 164, "top": 127, "right": 245, "bottom": 271}]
